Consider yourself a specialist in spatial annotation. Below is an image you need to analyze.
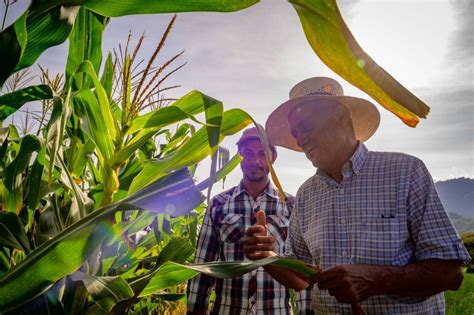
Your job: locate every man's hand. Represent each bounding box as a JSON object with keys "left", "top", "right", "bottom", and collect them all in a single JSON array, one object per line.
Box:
[
  {"left": 243, "top": 210, "right": 276, "bottom": 260},
  {"left": 314, "top": 264, "right": 381, "bottom": 304}
]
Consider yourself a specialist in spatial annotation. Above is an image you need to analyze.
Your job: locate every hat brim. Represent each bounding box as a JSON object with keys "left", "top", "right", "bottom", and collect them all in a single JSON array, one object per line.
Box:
[{"left": 265, "top": 95, "right": 380, "bottom": 152}]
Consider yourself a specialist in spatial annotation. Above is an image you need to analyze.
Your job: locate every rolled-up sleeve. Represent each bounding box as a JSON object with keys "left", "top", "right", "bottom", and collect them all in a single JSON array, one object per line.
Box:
[{"left": 407, "top": 159, "right": 471, "bottom": 265}]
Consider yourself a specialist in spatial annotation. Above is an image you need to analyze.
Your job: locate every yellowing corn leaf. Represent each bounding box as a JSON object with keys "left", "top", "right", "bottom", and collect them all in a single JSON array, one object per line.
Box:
[{"left": 290, "top": 0, "right": 430, "bottom": 126}]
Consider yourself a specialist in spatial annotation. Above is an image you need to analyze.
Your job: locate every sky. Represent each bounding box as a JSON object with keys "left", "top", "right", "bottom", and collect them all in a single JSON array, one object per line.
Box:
[{"left": 3, "top": 0, "right": 473, "bottom": 195}]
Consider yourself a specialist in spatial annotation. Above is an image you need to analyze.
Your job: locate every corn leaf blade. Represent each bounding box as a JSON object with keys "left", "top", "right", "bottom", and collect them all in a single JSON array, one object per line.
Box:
[{"left": 290, "top": 0, "right": 430, "bottom": 126}]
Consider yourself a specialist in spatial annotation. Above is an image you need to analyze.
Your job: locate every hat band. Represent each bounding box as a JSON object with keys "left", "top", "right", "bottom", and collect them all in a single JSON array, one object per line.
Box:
[{"left": 306, "top": 91, "right": 334, "bottom": 96}]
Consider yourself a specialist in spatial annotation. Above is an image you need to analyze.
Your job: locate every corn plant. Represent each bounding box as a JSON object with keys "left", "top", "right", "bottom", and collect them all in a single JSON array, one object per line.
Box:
[{"left": 0, "top": 8, "right": 253, "bottom": 313}]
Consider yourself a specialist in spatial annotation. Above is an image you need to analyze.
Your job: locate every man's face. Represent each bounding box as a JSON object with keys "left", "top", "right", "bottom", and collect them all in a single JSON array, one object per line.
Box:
[
  {"left": 288, "top": 100, "right": 346, "bottom": 170},
  {"left": 239, "top": 139, "right": 274, "bottom": 182}
]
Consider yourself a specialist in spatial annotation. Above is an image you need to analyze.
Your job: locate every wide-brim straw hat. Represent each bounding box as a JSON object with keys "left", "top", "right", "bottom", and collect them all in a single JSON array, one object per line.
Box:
[{"left": 265, "top": 77, "right": 380, "bottom": 152}]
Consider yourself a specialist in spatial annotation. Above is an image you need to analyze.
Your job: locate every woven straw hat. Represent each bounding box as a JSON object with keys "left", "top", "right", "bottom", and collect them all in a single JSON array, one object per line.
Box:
[{"left": 265, "top": 77, "right": 380, "bottom": 152}]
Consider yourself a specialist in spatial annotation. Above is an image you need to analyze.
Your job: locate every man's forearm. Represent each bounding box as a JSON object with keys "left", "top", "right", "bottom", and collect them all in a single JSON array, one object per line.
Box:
[
  {"left": 379, "top": 259, "right": 463, "bottom": 298},
  {"left": 264, "top": 264, "right": 311, "bottom": 291}
]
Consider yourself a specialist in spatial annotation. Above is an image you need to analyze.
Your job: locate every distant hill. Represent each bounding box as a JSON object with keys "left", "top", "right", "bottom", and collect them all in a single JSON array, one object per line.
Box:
[
  {"left": 435, "top": 178, "right": 474, "bottom": 218},
  {"left": 448, "top": 212, "right": 474, "bottom": 233}
]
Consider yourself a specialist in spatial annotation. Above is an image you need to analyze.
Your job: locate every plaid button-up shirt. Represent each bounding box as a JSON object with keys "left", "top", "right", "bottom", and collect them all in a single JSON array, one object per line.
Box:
[
  {"left": 285, "top": 143, "right": 471, "bottom": 314},
  {"left": 187, "top": 182, "right": 314, "bottom": 314}
]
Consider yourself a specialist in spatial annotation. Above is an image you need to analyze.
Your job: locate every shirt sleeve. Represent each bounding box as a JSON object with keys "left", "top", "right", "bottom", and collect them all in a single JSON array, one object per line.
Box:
[
  {"left": 407, "top": 159, "right": 471, "bottom": 265},
  {"left": 186, "top": 203, "right": 219, "bottom": 314},
  {"left": 284, "top": 194, "right": 314, "bottom": 265}
]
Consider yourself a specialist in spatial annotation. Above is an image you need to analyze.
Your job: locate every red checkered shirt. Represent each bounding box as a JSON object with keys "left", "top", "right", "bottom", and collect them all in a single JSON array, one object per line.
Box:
[{"left": 187, "top": 182, "right": 314, "bottom": 314}]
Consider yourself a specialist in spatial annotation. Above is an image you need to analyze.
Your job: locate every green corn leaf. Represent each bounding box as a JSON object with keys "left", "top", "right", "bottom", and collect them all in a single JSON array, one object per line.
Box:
[
  {"left": 203, "top": 92, "right": 223, "bottom": 205},
  {"left": 7, "top": 124, "right": 19, "bottom": 140},
  {"left": 65, "top": 7, "right": 109, "bottom": 90},
  {"left": 109, "top": 129, "right": 159, "bottom": 167},
  {"left": 0, "top": 15, "right": 25, "bottom": 89},
  {"left": 16, "top": 6, "right": 80, "bottom": 72},
  {"left": 0, "top": 182, "right": 23, "bottom": 214},
  {"left": 109, "top": 212, "right": 156, "bottom": 244},
  {"left": 0, "top": 169, "right": 204, "bottom": 312},
  {"left": 129, "top": 108, "right": 252, "bottom": 193},
  {"left": 74, "top": 61, "right": 118, "bottom": 142},
  {"left": 0, "top": 128, "right": 9, "bottom": 162},
  {"left": 80, "top": 0, "right": 259, "bottom": 16},
  {"left": 45, "top": 95, "right": 71, "bottom": 189},
  {"left": 154, "top": 237, "right": 194, "bottom": 267},
  {"left": 0, "top": 212, "right": 30, "bottom": 253},
  {"left": 128, "top": 90, "right": 213, "bottom": 134},
  {"left": 4, "top": 135, "right": 41, "bottom": 192},
  {"left": 70, "top": 139, "right": 96, "bottom": 179},
  {"left": 100, "top": 52, "right": 114, "bottom": 101},
  {"left": 69, "top": 271, "right": 134, "bottom": 313},
  {"left": 290, "top": 0, "right": 430, "bottom": 126},
  {"left": 138, "top": 263, "right": 196, "bottom": 297},
  {"left": 124, "top": 88, "right": 224, "bottom": 205},
  {"left": 0, "top": 84, "right": 54, "bottom": 121},
  {"left": 26, "top": 156, "right": 45, "bottom": 210},
  {"left": 73, "top": 89, "right": 115, "bottom": 163},
  {"left": 0, "top": 5, "right": 79, "bottom": 86},
  {"left": 110, "top": 238, "right": 193, "bottom": 312},
  {"left": 139, "top": 257, "right": 317, "bottom": 297}
]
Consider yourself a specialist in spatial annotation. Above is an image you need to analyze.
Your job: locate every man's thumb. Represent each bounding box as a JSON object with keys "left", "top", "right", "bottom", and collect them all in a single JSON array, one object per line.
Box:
[{"left": 256, "top": 210, "right": 266, "bottom": 227}]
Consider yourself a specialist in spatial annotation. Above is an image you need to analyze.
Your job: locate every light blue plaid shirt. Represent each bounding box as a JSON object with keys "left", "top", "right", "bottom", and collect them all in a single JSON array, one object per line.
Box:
[{"left": 285, "top": 143, "right": 471, "bottom": 314}]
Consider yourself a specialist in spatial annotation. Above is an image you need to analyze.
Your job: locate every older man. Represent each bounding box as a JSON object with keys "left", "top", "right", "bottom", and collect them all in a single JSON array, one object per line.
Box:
[
  {"left": 244, "top": 77, "right": 470, "bottom": 314},
  {"left": 187, "top": 127, "right": 313, "bottom": 314}
]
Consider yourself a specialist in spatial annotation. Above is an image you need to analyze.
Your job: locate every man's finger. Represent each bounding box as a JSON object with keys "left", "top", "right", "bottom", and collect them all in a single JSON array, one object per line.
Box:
[
  {"left": 245, "top": 225, "right": 266, "bottom": 236},
  {"left": 246, "top": 251, "right": 270, "bottom": 260},
  {"left": 317, "top": 280, "right": 342, "bottom": 291},
  {"left": 243, "top": 243, "right": 275, "bottom": 252},
  {"left": 314, "top": 266, "right": 340, "bottom": 283},
  {"left": 243, "top": 235, "right": 275, "bottom": 245}
]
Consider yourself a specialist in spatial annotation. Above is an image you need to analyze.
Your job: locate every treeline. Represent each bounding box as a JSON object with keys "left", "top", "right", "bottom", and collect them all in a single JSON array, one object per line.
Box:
[{"left": 449, "top": 212, "right": 474, "bottom": 234}]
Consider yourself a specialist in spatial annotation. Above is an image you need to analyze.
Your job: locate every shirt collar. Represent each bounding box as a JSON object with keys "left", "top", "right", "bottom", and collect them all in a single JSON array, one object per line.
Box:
[
  {"left": 232, "top": 180, "right": 279, "bottom": 200},
  {"left": 315, "top": 142, "right": 369, "bottom": 181},
  {"left": 349, "top": 142, "right": 369, "bottom": 176}
]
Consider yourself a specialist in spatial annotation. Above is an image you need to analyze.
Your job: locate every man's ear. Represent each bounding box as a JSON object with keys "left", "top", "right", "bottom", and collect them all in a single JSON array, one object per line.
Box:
[{"left": 271, "top": 151, "right": 277, "bottom": 164}]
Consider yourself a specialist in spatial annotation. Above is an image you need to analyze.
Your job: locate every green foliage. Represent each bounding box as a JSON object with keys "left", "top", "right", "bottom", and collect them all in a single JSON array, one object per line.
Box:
[
  {"left": 461, "top": 232, "right": 474, "bottom": 273},
  {"left": 0, "top": 7, "right": 249, "bottom": 312},
  {"left": 445, "top": 273, "right": 474, "bottom": 315},
  {"left": 0, "top": 84, "right": 54, "bottom": 121}
]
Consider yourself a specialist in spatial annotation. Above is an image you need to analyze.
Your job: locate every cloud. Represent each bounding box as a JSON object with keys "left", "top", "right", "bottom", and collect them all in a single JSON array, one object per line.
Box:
[{"left": 446, "top": 0, "right": 474, "bottom": 81}]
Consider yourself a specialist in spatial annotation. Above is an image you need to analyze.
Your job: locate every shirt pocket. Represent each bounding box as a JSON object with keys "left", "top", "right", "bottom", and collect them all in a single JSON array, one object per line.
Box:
[
  {"left": 356, "top": 214, "right": 401, "bottom": 264},
  {"left": 219, "top": 213, "right": 244, "bottom": 243},
  {"left": 267, "top": 214, "right": 290, "bottom": 249}
]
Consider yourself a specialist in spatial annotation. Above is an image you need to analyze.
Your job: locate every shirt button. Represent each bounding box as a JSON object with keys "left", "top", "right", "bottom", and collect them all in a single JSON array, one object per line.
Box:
[
  {"left": 340, "top": 219, "right": 346, "bottom": 224},
  {"left": 339, "top": 188, "right": 344, "bottom": 194},
  {"left": 342, "top": 251, "right": 348, "bottom": 257}
]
